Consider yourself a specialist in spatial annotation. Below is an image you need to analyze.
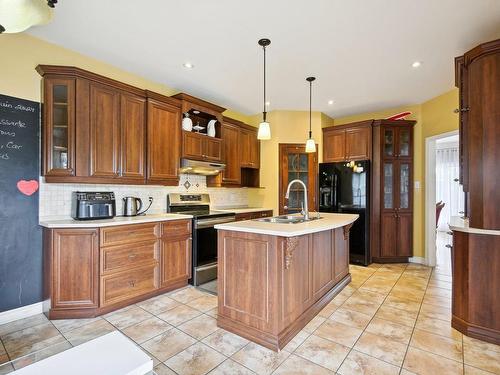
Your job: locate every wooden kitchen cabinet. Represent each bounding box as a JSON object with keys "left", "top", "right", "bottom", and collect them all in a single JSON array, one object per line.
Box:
[
  {"left": 146, "top": 92, "right": 182, "bottom": 185},
  {"left": 333, "top": 227, "right": 350, "bottom": 282},
  {"left": 323, "top": 128, "right": 345, "bottom": 162},
  {"left": 120, "top": 93, "right": 146, "bottom": 180},
  {"left": 37, "top": 65, "right": 149, "bottom": 184},
  {"left": 160, "top": 220, "right": 192, "bottom": 287},
  {"left": 89, "top": 82, "right": 121, "bottom": 178},
  {"left": 40, "top": 77, "right": 76, "bottom": 177},
  {"left": 208, "top": 117, "right": 261, "bottom": 188},
  {"left": 322, "top": 121, "right": 372, "bottom": 162},
  {"left": 43, "top": 229, "right": 99, "bottom": 311},
  {"left": 311, "top": 230, "right": 335, "bottom": 300},
  {"left": 455, "top": 39, "right": 500, "bottom": 230},
  {"left": 43, "top": 219, "right": 192, "bottom": 319},
  {"left": 182, "top": 131, "right": 222, "bottom": 162},
  {"left": 240, "top": 127, "right": 260, "bottom": 168},
  {"left": 160, "top": 237, "right": 192, "bottom": 287},
  {"left": 220, "top": 121, "right": 241, "bottom": 185},
  {"left": 371, "top": 120, "right": 415, "bottom": 262},
  {"left": 217, "top": 225, "right": 353, "bottom": 351}
]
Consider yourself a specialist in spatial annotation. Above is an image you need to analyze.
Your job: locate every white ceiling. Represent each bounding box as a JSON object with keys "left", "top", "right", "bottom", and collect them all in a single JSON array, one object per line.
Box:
[{"left": 28, "top": 0, "right": 500, "bottom": 118}]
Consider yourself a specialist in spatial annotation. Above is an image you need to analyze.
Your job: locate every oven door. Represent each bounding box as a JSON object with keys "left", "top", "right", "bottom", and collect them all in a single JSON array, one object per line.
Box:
[{"left": 192, "top": 216, "right": 235, "bottom": 286}]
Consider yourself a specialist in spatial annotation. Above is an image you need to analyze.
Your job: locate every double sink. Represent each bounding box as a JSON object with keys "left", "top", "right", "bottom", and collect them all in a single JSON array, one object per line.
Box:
[{"left": 255, "top": 214, "right": 322, "bottom": 224}]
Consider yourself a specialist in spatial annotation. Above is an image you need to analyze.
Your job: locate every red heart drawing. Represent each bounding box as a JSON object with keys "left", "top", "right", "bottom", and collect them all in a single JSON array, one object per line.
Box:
[{"left": 17, "top": 180, "right": 39, "bottom": 196}]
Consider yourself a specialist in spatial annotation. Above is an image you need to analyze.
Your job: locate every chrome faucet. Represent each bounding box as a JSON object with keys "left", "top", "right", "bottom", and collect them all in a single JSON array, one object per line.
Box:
[{"left": 285, "top": 179, "right": 309, "bottom": 220}]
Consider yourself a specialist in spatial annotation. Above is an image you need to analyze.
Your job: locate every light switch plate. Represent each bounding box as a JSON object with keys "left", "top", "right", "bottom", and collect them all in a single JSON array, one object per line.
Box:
[{"left": 414, "top": 181, "right": 420, "bottom": 189}]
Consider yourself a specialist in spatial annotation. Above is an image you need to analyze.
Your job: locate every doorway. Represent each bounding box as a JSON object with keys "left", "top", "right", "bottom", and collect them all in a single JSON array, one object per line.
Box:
[
  {"left": 425, "top": 130, "right": 463, "bottom": 271},
  {"left": 278, "top": 143, "right": 318, "bottom": 215}
]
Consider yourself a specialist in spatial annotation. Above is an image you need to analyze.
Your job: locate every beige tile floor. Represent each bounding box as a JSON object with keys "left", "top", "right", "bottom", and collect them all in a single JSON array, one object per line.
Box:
[{"left": 0, "top": 264, "right": 499, "bottom": 375}]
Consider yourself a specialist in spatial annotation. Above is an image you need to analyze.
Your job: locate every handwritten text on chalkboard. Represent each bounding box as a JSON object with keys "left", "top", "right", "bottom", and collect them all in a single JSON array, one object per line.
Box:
[{"left": 0, "top": 99, "right": 36, "bottom": 161}]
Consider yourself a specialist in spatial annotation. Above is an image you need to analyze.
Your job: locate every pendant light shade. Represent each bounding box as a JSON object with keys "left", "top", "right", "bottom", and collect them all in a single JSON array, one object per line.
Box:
[
  {"left": 257, "top": 121, "right": 271, "bottom": 140},
  {"left": 305, "top": 76, "right": 316, "bottom": 153},
  {"left": 257, "top": 38, "right": 271, "bottom": 140},
  {"left": 305, "top": 138, "right": 316, "bottom": 153},
  {"left": 0, "top": 0, "right": 55, "bottom": 34}
]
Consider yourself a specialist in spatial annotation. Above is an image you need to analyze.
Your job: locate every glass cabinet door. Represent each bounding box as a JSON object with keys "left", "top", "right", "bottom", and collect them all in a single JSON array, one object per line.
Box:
[
  {"left": 287, "top": 153, "right": 308, "bottom": 212},
  {"left": 399, "top": 162, "right": 411, "bottom": 210},
  {"left": 383, "top": 162, "right": 394, "bottom": 209},
  {"left": 45, "top": 78, "right": 75, "bottom": 176},
  {"left": 383, "top": 128, "right": 395, "bottom": 157},
  {"left": 398, "top": 128, "right": 411, "bottom": 157}
]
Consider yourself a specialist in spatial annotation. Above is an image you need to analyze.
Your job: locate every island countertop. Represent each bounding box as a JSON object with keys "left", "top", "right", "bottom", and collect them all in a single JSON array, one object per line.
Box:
[{"left": 214, "top": 212, "right": 358, "bottom": 237}]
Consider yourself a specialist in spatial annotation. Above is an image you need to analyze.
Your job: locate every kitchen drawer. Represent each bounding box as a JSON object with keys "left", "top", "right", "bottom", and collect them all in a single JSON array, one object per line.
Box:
[
  {"left": 100, "top": 264, "right": 158, "bottom": 307},
  {"left": 161, "top": 219, "right": 191, "bottom": 238},
  {"left": 100, "top": 223, "right": 159, "bottom": 247},
  {"left": 100, "top": 240, "right": 159, "bottom": 275}
]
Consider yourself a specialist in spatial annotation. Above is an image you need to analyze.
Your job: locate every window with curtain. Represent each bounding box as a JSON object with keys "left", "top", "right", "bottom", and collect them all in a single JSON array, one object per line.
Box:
[{"left": 436, "top": 145, "right": 464, "bottom": 231}]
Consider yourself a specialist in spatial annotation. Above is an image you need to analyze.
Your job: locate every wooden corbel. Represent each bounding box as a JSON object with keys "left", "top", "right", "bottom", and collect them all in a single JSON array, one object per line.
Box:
[{"left": 284, "top": 236, "right": 299, "bottom": 269}]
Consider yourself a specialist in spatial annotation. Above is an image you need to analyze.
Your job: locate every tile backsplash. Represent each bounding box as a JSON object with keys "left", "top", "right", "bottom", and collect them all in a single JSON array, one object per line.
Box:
[{"left": 39, "top": 174, "right": 250, "bottom": 218}]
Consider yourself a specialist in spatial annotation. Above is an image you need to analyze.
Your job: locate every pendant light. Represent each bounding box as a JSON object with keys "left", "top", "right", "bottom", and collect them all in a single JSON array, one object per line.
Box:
[
  {"left": 305, "top": 76, "right": 316, "bottom": 153},
  {"left": 257, "top": 38, "right": 271, "bottom": 140},
  {"left": 0, "top": 0, "right": 57, "bottom": 34}
]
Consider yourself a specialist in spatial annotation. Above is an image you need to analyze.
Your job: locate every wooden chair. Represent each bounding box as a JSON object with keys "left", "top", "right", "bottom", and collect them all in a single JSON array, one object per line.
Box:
[{"left": 436, "top": 201, "right": 445, "bottom": 228}]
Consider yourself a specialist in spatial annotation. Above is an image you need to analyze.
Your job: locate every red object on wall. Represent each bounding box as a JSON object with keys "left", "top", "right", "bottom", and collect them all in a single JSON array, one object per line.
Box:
[
  {"left": 17, "top": 180, "right": 39, "bottom": 196},
  {"left": 386, "top": 111, "right": 412, "bottom": 120}
]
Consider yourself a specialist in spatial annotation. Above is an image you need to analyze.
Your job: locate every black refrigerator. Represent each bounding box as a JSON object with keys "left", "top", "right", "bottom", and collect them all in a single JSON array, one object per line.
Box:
[{"left": 319, "top": 161, "right": 370, "bottom": 266}]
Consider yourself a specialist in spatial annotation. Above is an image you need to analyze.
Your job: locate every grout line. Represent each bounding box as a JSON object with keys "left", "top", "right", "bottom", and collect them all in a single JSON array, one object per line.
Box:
[{"left": 397, "top": 265, "right": 433, "bottom": 374}]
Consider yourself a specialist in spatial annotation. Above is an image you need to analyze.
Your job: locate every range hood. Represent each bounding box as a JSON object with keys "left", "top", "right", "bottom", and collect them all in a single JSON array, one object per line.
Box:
[{"left": 179, "top": 158, "right": 226, "bottom": 176}]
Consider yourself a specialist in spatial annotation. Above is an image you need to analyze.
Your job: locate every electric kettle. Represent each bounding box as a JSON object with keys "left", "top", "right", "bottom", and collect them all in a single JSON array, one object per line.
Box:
[{"left": 123, "top": 196, "right": 143, "bottom": 217}]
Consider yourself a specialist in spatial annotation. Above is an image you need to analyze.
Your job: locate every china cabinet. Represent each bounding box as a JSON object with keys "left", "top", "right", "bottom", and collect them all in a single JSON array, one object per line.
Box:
[{"left": 371, "top": 119, "right": 415, "bottom": 262}]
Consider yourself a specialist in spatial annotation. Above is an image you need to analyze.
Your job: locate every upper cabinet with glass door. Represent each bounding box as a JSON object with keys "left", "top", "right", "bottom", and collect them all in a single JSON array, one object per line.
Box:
[
  {"left": 42, "top": 77, "right": 76, "bottom": 176},
  {"left": 382, "top": 125, "right": 413, "bottom": 159}
]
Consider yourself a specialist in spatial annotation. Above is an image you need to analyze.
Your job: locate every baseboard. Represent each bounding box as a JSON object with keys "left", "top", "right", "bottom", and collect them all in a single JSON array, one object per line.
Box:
[
  {"left": 409, "top": 256, "right": 427, "bottom": 265},
  {"left": 0, "top": 302, "right": 44, "bottom": 325}
]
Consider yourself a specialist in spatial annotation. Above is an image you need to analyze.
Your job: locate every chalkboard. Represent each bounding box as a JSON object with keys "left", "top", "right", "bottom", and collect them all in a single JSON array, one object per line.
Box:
[{"left": 0, "top": 94, "right": 42, "bottom": 312}]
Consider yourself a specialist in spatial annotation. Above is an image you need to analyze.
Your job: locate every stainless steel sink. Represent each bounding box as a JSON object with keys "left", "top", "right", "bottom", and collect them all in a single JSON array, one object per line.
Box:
[{"left": 255, "top": 215, "right": 322, "bottom": 224}]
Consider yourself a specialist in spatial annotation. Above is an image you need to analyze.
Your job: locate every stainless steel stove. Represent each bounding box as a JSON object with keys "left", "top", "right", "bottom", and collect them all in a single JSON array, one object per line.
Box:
[{"left": 167, "top": 193, "right": 235, "bottom": 286}]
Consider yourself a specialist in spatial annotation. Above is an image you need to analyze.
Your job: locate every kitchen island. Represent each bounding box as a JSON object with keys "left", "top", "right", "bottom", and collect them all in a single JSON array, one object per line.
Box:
[{"left": 214, "top": 213, "right": 358, "bottom": 351}]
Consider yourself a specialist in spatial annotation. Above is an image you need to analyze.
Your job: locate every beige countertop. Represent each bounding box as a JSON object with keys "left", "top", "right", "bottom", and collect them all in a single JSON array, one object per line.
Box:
[
  {"left": 39, "top": 213, "right": 193, "bottom": 229},
  {"left": 214, "top": 212, "right": 358, "bottom": 237},
  {"left": 214, "top": 207, "right": 274, "bottom": 214},
  {"left": 449, "top": 216, "right": 500, "bottom": 236}
]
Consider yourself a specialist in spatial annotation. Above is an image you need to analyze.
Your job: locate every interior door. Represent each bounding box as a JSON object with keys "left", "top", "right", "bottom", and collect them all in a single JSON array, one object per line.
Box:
[{"left": 279, "top": 144, "right": 318, "bottom": 215}]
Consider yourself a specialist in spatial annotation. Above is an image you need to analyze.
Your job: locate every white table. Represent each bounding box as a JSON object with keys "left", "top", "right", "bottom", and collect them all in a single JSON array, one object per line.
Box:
[{"left": 12, "top": 331, "right": 153, "bottom": 375}]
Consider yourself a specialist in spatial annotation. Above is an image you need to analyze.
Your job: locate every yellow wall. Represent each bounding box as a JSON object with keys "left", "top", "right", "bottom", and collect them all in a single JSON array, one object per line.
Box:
[
  {"left": 247, "top": 110, "right": 327, "bottom": 212},
  {"left": 331, "top": 91, "right": 458, "bottom": 259},
  {"left": 0, "top": 33, "right": 249, "bottom": 121}
]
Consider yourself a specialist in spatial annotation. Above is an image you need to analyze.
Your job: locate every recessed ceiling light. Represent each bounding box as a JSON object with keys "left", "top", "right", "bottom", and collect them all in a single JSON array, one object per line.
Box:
[
  {"left": 183, "top": 62, "right": 194, "bottom": 69},
  {"left": 412, "top": 61, "right": 422, "bottom": 68},
  {"left": 328, "top": 100, "right": 334, "bottom": 105},
  {"left": 265, "top": 101, "right": 270, "bottom": 106}
]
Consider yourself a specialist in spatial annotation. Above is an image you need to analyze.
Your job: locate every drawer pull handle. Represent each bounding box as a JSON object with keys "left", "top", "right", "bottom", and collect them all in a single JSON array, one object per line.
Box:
[
  {"left": 445, "top": 244, "right": 453, "bottom": 249},
  {"left": 128, "top": 254, "right": 137, "bottom": 259},
  {"left": 446, "top": 231, "right": 453, "bottom": 236}
]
